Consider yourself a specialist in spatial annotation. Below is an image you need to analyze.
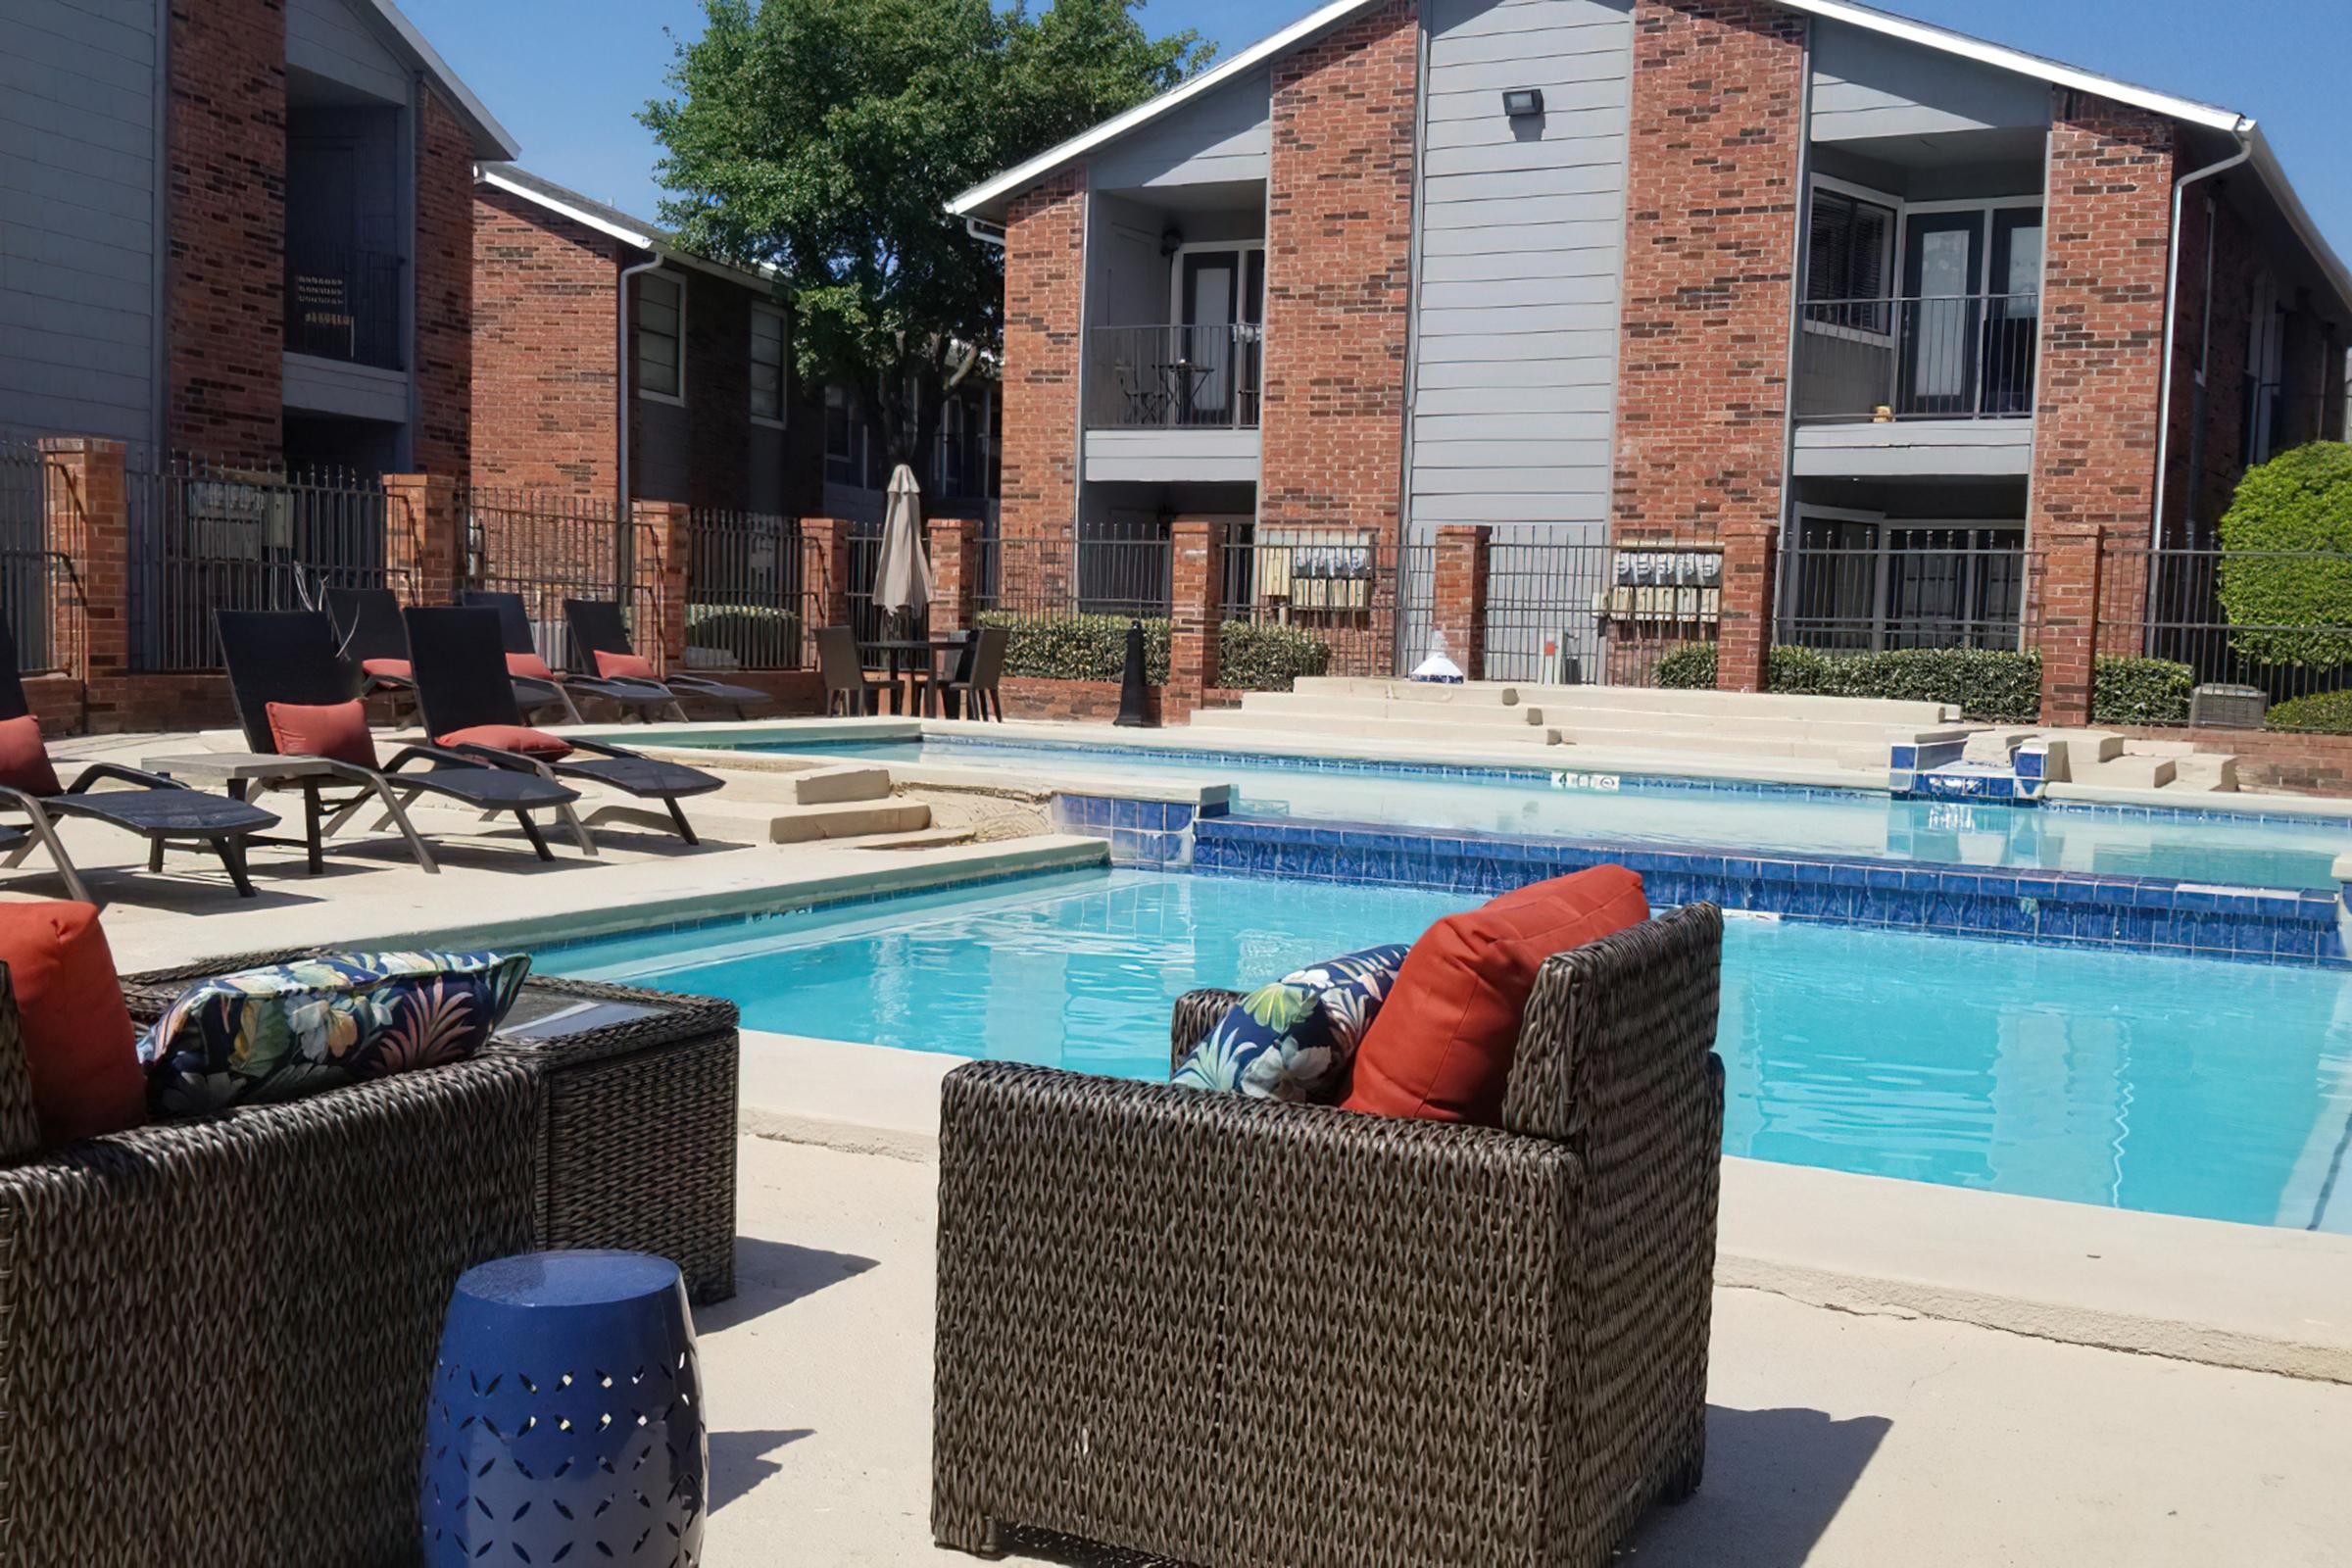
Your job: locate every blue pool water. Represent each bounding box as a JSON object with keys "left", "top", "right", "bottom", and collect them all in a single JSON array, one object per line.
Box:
[
  {"left": 700, "top": 734, "right": 2352, "bottom": 893},
  {"left": 543, "top": 869, "right": 2352, "bottom": 1232}
]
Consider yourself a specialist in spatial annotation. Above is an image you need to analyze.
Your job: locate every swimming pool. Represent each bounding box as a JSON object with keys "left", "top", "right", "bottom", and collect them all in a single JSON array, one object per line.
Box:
[
  {"left": 542, "top": 868, "right": 2352, "bottom": 1232},
  {"left": 701, "top": 733, "right": 2352, "bottom": 893}
]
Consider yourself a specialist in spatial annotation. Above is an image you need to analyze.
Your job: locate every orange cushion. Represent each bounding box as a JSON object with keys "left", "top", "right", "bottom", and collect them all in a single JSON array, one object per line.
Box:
[
  {"left": 1343, "top": 866, "right": 1649, "bottom": 1126},
  {"left": 437, "top": 724, "right": 573, "bottom": 760},
  {"left": 594, "top": 650, "right": 658, "bottom": 681},
  {"left": 360, "top": 657, "right": 412, "bottom": 679},
  {"left": 505, "top": 651, "right": 556, "bottom": 681},
  {"left": 0, "top": 714, "right": 61, "bottom": 797},
  {"left": 0, "top": 902, "right": 146, "bottom": 1146},
  {"left": 266, "top": 699, "right": 378, "bottom": 769}
]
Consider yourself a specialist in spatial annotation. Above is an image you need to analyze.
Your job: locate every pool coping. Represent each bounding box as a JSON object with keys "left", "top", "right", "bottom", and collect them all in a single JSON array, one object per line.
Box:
[{"left": 728, "top": 1028, "right": 2352, "bottom": 1387}]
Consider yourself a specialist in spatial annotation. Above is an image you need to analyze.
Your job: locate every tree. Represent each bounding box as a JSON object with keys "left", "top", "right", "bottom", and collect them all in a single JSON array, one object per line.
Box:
[{"left": 643, "top": 0, "right": 1208, "bottom": 474}]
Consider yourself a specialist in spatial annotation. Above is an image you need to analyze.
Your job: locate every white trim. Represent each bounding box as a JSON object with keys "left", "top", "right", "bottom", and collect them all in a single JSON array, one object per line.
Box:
[
  {"left": 476, "top": 167, "right": 783, "bottom": 294},
  {"left": 635, "top": 271, "right": 687, "bottom": 407},
  {"left": 364, "top": 0, "right": 519, "bottom": 159},
  {"left": 750, "top": 303, "right": 789, "bottom": 427}
]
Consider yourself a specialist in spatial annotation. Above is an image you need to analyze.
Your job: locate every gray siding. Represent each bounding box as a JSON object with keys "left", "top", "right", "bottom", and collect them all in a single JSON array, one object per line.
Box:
[
  {"left": 1810, "top": 20, "right": 2049, "bottom": 143},
  {"left": 288, "top": 0, "right": 408, "bottom": 103},
  {"left": 0, "top": 0, "right": 162, "bottom": 442},
  {"left": 1407, "top": 0, "right": 1633, "bottom": 536},
  {"left": 1090, "top": 69, "right": 1269, "bottom": 190}
]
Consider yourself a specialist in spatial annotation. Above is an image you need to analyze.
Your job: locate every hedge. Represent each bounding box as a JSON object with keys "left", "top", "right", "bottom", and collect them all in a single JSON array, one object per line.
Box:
[
  {"left": 2090, "top": 657, "right": 2194, "bottom": 725},
  {"left": 978, "top": 611, "right": 1169, "bottom": 684},
  {"left": 1652, "top": 643, "right": 1716, "bottom": 689},
  {"left": 685, "top": 605, "right": 798, "bottom": 649},
  {"left": 2266, "top": 690, "right": 2352, "bottom": 734},
  {"left": 1652, "top": 641, "right": 2194, "bottom": 727},
  {"left": 2216, "top": 441, "right": 2352, "bottom": 666},
  {"left": 1218, "top": 619, "right": 1332, "bottom": 692}
]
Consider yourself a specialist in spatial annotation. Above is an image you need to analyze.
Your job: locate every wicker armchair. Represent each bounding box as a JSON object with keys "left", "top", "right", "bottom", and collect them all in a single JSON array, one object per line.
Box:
[
  {"left": 0, "top": 967, "right": 543, "bottom": 1568},
  {"left": 932, "top": 903, "right": 1727, "bottom": 1568}
]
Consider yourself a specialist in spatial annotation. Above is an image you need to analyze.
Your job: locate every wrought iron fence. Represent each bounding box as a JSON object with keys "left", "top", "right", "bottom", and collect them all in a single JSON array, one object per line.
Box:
[
  {"left": 0, "top": 437, "right": 57, "bottom": 671},
  {"left": 1485, "top": 530, "right": 1731, "bottom": 688},
  {"left": 1082, "top": 324, "right": 1264, "bottom": 431},
  {"left": 461, "top": 485, "right": 642, "bottom": 673},
  {"left": 1793, "top": 293, "right": 2039, "bottom": 423},
  {"left": 1221, "top": 533, "right": 1417, "bottom": 681},
  {"left": 685, "top": 509, "right": 821, "bottom": 669},
  {"left": 2101, "top": 540, "right": 2352, "bottom": 710},
  {"left": 977, "top": 532, "right": 1171, "bottom": 621},
  {"left": 1777, "top": 522, "right": 2030, "bottom": 654}
]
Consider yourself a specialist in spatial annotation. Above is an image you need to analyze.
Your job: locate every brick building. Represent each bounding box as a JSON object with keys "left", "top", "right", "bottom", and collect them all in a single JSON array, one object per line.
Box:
[
  {"left": 954, "top": 0, "right": 2352, "bottom": 719},
  {"left": 0, "top": 0, "right": 514, "bottom": 472}
]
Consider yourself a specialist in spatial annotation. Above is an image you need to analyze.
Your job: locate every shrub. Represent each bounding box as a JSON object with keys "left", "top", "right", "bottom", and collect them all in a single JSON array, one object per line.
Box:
[
  {"left": 978, "top": 611, "right": 1169, "bottom": 684},
  {"left": 1218, "top": 619, "right": 1331, "bottom": 692},
  {"left": 1651, "top": 643, "right": 1717, "bottom": 689},
  {"left": 2215, "top": 442, "right": 2352, "bottom": 667},
  {"left": 1766, "top": 646, "right": 2043, "bottom": 722},
  {"left": 2090, "top": 657, "right": 2194, "bottom": 725},
  {"left": 1765, "top": 644, "right": 1841, "bottom": 695},
  {"left": 685, "top": 605, "right": 799, "bottom": 650},
  {"left": 2266, "top": 689, "right": 2352, "bottom": 734}
]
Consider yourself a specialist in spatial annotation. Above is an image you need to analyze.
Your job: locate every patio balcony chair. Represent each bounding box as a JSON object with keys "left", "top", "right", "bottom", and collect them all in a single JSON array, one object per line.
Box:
[
  {"left": 459, "top": 589, "right": 677, "bottom": 723},
  {"left": 817, "top": 624, "right": 884, "bottom": 716},
  {"left": 404, "top": 606, "right": 725, "bottom": 847},
  {"left": 0, "top": 619, "right": 277, "bottom": 903},
  {"left": 325, "top": 585, "right": 573, "bottom": 728},
  {"left": 932, "top": 903, "right": 1727, "bottom": 1568},
  {"left": 214, "top": 609, "right": 592, "bottom": 871},
  {"left": 564, "top": 597, "right": 771, "bottom": 720}
]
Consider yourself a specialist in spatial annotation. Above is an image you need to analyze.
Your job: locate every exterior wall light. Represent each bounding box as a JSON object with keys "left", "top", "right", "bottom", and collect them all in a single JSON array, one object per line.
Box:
[{"left": 1501, "top": 87, "right": 1544, "bottom": 119}]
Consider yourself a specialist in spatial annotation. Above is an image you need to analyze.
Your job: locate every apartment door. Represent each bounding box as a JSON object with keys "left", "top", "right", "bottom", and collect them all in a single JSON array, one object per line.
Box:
[
  {"left": 1175, "top": 248, "right": 1265, "bottom": 426},
  {"left": 1984, "top": 209, "right": 2044, "bottom": 416},
  {"left": 1899, "top": 214, "right": 1984, "bottom": 416}
]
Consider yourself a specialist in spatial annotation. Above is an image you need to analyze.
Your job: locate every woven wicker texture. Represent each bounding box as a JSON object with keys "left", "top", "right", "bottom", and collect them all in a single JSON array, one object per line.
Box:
[
  {"left": 935, "top": 906, "right": 1726, "bottom": 1568},
  {"left": 0, "top": 1054, "right": 542, "bottom": 1567},
  {"left": 0, "top": 968, "right": 36, "bottom": 1161}
]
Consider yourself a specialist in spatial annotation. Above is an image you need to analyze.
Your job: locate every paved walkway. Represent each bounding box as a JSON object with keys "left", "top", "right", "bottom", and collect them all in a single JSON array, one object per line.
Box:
[{"left": 706, "top": 1135, "right": 2352, "bottom": 1567}]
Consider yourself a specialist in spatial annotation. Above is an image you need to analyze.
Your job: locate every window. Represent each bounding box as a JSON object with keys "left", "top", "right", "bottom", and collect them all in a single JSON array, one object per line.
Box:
[
  {"left": 636, "top": 272, "right": 684, "bottom": 402},
  {"left": 750, "top": 305, "right": 786, "bottom": 423},
  {"left": 824, "top": 385, "right": 858, "bottom": 485},
  {"left": 1806, "top": 189, "right": 1895, "bottom": 331}
]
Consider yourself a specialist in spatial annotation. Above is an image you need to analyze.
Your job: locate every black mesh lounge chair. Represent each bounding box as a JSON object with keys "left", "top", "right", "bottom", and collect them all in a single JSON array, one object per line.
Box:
[
  {"left": 459, "top": 590, "right": 674, "bottom": 723},
  {"left": 405, "top": 607, "right": 726, "bottom": 846},
  {"left": 326, "top": 587, "right": 572, "bottom": 727},
  {"left": 0, "top": 620, "right": 276, "bottom": 902},
  {"left": 215, "top": 610, "right": 592, "bottom": 870},
  {"left": 564, "top": 599, "right": 769, "bottom": 721}
]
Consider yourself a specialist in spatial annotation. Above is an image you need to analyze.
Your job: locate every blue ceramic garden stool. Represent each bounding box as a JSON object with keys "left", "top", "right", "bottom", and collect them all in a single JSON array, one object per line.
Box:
[{"left": 422, "top": 1250, "right": 707, "bottom": 1566}]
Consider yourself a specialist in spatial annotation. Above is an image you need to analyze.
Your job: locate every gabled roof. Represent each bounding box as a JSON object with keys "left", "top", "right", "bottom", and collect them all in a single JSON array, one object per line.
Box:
[
  {"left": 363, "top": 0, "right": 519, "bottom": 160},
  {"left": 476, "top": 165, "right": 781, "bottom": 294}
]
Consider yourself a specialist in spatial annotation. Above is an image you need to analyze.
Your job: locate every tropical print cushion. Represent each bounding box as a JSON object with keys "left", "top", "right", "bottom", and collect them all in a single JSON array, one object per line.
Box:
[
  {"left": 135, "top": 950, "right": 530, "bottom": 1117},
  {"left": 1172, "top": 946, "right": 1408, "bottom": 1102}
]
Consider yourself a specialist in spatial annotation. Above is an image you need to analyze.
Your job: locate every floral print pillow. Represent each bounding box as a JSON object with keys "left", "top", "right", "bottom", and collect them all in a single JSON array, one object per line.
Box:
[
  {"left": 1172, "top": 946, "right": 1409, "bottom": 1103},
  {"left": 136, "top": 950, "right": 531, "bottom": 1118}
]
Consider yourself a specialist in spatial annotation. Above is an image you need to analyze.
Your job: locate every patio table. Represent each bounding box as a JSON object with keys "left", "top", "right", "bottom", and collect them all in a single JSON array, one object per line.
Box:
[
  {"left": 862, "top": 634, "right": 970, "bottom": 717},
  {"left": 142, "top": 750, "right": 340, "bottom": 872}
]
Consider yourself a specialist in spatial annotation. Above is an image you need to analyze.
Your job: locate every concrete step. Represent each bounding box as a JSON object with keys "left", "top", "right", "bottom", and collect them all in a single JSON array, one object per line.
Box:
[
  {"left": 791, "top": 763, "right": 893, "bottom": 806},
  {"left": 1509, "top": 682, "right": 1957, "bottom": 727},
  {"left": 1235, "top": 690, "right": 1542, "bottom": 727},
  {"left": 1289, "top": 677, "right": 1524, "bottom": 708},
  {"left": 1250, "top": 690, "right": 1950, "bottom": 749},
  {"left": 2164, "top": 753, "right": 2240, "bottom": 793},
  {"left": 1188, "top": 710, "right": 1560, "bottom": 748},
  {"left": 2069, "top": 756, "right": 2178, "bottom": 791},
  {"left": 848, "top": 826, "right": 979, "bottom": 852},
  {"left": 769, "top": 799, "right": 932, "bottom": 844}
]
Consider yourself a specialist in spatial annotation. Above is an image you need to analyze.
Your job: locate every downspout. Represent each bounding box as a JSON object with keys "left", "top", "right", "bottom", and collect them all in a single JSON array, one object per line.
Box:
[
  {"left": 963, "top": 217, "right": 1006, "bottom": 251},
  {"left": 616, "top": 254, "right": 665, "bottom": 514},
  {"left": 2151, "top": 124, "right": 2254, "bottom": 551}
]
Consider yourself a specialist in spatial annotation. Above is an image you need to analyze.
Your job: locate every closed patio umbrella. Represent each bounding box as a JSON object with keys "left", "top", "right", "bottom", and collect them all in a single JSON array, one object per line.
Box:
[{"left": 873, "top": 464, "right": 933, "bottom": 628}]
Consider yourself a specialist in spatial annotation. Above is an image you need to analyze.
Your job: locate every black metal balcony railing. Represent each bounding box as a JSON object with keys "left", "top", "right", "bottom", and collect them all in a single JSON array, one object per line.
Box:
[
  {"left": 284, "top": 247, "right": 405, "bottom": 370},
  {"left": 1793, "top": 293, "right": 2038, "bottom": 424},
  {"left": 1084, "top": 324, "right": 1262, "bottom": 431}
]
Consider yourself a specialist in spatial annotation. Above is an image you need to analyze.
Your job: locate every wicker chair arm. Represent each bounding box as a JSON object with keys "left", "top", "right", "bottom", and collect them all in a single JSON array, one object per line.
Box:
[{"left": 1168, "top": 987, "right": 1246, "bottom": 1070}]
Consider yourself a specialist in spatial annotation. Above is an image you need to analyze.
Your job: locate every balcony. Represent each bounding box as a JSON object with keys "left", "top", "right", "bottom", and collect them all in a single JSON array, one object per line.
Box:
[
  {"left": 284, "top": 246, "right": 405, "bottom": 371},
  {"left": 1792, "top": 293, "right": 2037, "bottom": 479},
  {"left": 1082, "top": 324, "right": 1261, "bottom": 484}
]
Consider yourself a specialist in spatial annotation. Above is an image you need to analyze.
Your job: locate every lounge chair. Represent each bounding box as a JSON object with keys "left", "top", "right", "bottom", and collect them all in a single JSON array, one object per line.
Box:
[
  {"left": 326, "top": 586, "right": 573, "bottom": 727},
  {"left": 0, "top": 621, "right": 276, "bottom": 902},
  {"left": 215, "top": 609, "right": 592, "bottom": 869},
  {"left": 459, "top": 590, "right": 676, "bottom": 723},
  {"left": 932, "top": 903, "right": 1727, "bottom": 1566},
  {"left": 564, "top": 598, "right": 770, "bottom": 720},
  {"left": 405, "top": 606, "right": 726, "bottom": 846}
]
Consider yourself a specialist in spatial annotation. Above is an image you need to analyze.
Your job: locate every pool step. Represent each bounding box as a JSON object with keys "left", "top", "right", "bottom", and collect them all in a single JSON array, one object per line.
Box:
[
  {"left": 769, "top": 799, "right": 932, "bottom": 844},
  {"left": 1189, "top": 709, "right": 1561, "bottom": 748},
  {"left": 791, "top": 764, "right": 893, "bottom": 806},
  {"left": 848, "top": 826, "right": 978, "bottom": 852},
  {"left": 1233, "top": 691, "right": 1544, "bottom": 728},
  {"left": 1295, "top": 676, "right": 1955, "bottom": 727}
]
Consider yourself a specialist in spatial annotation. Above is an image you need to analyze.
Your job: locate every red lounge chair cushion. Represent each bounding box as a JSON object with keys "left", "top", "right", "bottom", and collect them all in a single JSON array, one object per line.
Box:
[
  {"left": 266, "top": 699, "right": 379, "bottom": 769},
  {"left": 361, "top": 657, "right": 412, "bottom": 679},
  {"left": 594, "top": 650, "right": 658, "bottom": 681},
  {"left": 1343, "top": 866, "right": 1649, "bottom": 1126},
  {"left": 506, "top": 652, "right": 557, "bottom": 681},
  {"left": 0, "top": 901, "right": 146, "bottom": 1147},
  {"left": 0, "top": 714, "right": 61, "bottom": 797},
  {"left": 437, "top": 724, "right": 574, "bottom": 760}
]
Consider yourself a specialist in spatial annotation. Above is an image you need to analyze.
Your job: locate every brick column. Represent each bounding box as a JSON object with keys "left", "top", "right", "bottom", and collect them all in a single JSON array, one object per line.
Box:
[
  {"left": 1431, "top": 525, "right": 1491, "bottom": 680},
  {"left": 999, "top": 169, "right": 1084, "bottom": 593},
  {"left": 928, "top": 517, "right": 980, "bottom": 635},
  {"left": 806, "top": 518, "right": 857, "bottom": 629},
  {"left": 631, "top": 500, "right": 692, "bottom": 674},
  {"left": 2036, "top": 523, "right": 2106, "bottom": 726},
  {"left": 381, "top": 473, "right": 464, "bottom": 606},
  {"left": 1716, "top": 521, "right": 1779, "bottom": 693},
  {"left": 40, "top": 438, "right": 129, "bottom": 687},
  {"left": 1168, "top": 516, "right": 1227, "bottom": 719}
]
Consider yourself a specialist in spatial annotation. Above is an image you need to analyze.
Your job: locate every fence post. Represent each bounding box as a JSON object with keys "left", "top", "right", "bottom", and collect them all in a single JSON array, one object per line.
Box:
[
  {"left": 807, "top": 518, "right": 856, "bottom": 630},
  {"left": 928, "top": 517, "right": 979, "bottom": 635},
  {"left": 1432, "top": 525, "right": 1492, "bottom": 681},
  {"left": 381, "top": 473, "right": 462, "bottom": 606},
  {"left": 1716, "top": 520, "right": 1779, "bottom": 694},
  {"left": 630, "top": 501, "right": 692, "bottom": 676},
  {"left": 40, "top": 438, "right": 127, "bottom": 699},
  {"left": 2035, "top": 522, "right": 2104, "bottom": 727},
  {"left": 1168, "top": 515, "right": 1225, "bottom": 720}
]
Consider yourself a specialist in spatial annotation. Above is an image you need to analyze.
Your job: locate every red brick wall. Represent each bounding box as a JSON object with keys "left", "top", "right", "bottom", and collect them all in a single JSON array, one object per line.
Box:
[
  {"left": 167, "top": 0, "right": 287, "bottom": 463},
  {"left": 413, "top": 93, "right": 475, "bottom": 477},
  {"left": 470, "top": 187, "right": 624, "bottom": 496},
  {"left": 999, "top": 169, "right": 1086, "bottom": 568},
  {"left": 1258, "top": 0, "right": 1418, "bottom": 542},
  {"left": 2162, "top": 189, "right": 2259, "bottom": 547},
  {"left": 1609, "top": 0, "right": 1805, "bottom": 557}
]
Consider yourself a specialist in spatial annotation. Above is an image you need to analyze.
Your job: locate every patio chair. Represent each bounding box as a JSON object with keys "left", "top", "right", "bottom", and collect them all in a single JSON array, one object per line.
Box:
[
  {"left": 564, "top": 598, "right": 770, "bottom": 720},
  {"left": 326, "top": 586, "right": 574, "bottom": 728},
  {"left": 405, "top": 606, "right": 725, "bottom": 846},
  {"left": 938, "top": 624, "right": 1007, "bottom": 721},
  {"left": 215, "top": 609, "right": 592, "bottom": 870},
  {"left": 0, "top": 620, "right": 276, "bottom": 903},
  {"left": 817, "top": 624, "right": 883, "bottom": 716},
  {"left": 460, "top": 589, "right": 676, "bottom": 723},
  {"left": 932, "top": 903, "right": 1728, "bottom": 1568}
]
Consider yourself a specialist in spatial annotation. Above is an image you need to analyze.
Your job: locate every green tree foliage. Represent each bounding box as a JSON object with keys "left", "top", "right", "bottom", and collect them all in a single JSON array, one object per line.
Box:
[
  {"left": 643, "top": 0, "right": 1208, "bottom": 470},
  {"left": 2215, "top": 442, "right": 2352, "bottom": 666}
]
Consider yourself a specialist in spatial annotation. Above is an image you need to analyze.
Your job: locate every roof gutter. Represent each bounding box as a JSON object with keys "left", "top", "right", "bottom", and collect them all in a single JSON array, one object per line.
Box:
[
  {"left": 963, "top": 217, "right": 1006, "bottom": 251},
  {"left": 2150, "top": 122, "right": 2255, "bottom": 550}
]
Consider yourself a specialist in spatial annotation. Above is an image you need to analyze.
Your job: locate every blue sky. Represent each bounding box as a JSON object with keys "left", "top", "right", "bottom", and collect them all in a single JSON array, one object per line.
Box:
[{"left": 406, "top": 0, "right": 2352, "bottom": 254}]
